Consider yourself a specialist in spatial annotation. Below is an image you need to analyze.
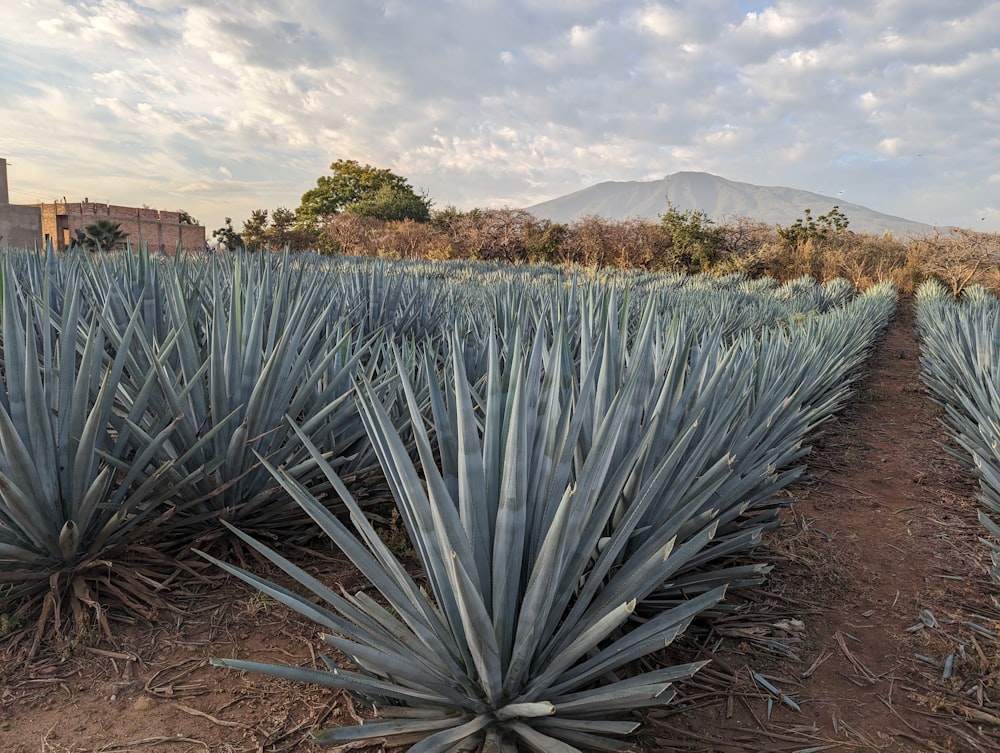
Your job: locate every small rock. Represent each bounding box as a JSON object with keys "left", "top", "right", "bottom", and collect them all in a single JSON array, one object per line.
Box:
[{"left": 132, "top": 696, "right": 152, "bottom": 711}]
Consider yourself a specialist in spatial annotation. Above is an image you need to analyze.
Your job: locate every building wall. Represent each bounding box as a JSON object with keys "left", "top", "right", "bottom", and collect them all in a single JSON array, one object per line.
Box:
[
  {"left": 0, "top": 157, "right": 9, "bottom": 205},
  {"left": 0, "top": 204, "right": 43, "bottom": 249},
  {"left": 39, "top": 201, "right": 206, "bottom": 252}
]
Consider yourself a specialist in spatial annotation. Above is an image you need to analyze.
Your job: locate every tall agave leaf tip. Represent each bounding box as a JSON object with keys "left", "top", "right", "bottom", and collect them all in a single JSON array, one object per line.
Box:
[{"left": 661, "top": 537, "right": 677, "bottom": 563}]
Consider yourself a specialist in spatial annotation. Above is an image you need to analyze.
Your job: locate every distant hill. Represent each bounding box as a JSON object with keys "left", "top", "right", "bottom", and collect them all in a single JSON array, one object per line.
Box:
[{"left": 526, "top": 171, "right": 936, "bottom": 237}]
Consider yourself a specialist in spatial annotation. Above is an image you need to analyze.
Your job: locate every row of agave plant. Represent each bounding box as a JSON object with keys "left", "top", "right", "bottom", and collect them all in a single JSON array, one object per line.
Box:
[
  {"left": 0, "top": 246, "right": 896, "bottom": 751},
  {"left": 915, "top": 279, "right": 1000, "bottom": 581},
  {"left": 203, "top": 287, "right": 896, "bottom": 752}
]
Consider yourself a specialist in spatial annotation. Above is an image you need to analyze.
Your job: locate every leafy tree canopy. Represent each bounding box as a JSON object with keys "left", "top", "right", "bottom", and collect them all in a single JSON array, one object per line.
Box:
[
  {"left": 72, "top": 219, "right": 127, "bottom": 251},
  {"left": 660, "top": 201, "right": 725, "bottom": 272},
  {"left": 344, "top": 183, "right": 432, "bottom": 223},
  {"left": 241, "top": 206, "right": 319, "bottom": 252},
  {"left": 212, "top": 217, "right": 244, "bottom": 252},
  {"left": 297, "top": 159, "right": 431, "bottom": 225},
  {"left": 242, "top": 209, "right": 269, "bottom": 250},
  {"left": 777, "top": 206, "right": 851, "bottom": 246}
]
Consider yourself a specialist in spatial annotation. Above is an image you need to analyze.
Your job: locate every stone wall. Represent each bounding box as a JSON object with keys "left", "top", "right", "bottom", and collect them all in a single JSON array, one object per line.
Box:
[{"left": 0, "top": 157, "right": 9, "bottom": 205}]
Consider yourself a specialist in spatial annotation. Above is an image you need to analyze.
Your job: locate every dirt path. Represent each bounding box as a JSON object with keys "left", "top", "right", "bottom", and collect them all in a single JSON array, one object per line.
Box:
[
  {"left": 783, "top": 296, "right": 993, "bottom": 749},
  {"left": 2, "top": 297, "right": 998, "bottom": 753},
  {"left": 654, "top": 296, "right": 1000, "bottom": 751}
]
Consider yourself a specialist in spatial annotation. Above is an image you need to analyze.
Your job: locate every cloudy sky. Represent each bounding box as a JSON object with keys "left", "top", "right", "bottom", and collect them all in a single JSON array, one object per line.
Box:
[{"left": 1, "top": 0, "right": 998, "bottom": 234}]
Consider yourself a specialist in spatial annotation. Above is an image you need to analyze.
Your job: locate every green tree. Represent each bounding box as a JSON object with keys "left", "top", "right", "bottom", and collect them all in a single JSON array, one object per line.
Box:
[
  {"left": 267, "top": 206, "right": 318, "bottom": 251},
  {"left": 212, "top": 217, "right": 244, "bottom": 251},
  {"left": 242, "top": 209, "right": 270, "bottom": 251},
  {"left": 777, "top": 206, "right": 850, "bottom": 246},
  {"left": 81, "top": 219, "right": 128, "bottom": 251},
  {"left": 524, "top": 218, "right": 569, "bottom": 264},
  {"left": 178, "top": 210, "right": 199, "bottom": 225},
  {"left": 69, "top": 228, "right": 88, "bottom": 250},
  {"left": 297, "top": 159, "right": 431, "bottom": 226},
  {"left": 659, "top": 202, "right": 725, "bottom": 272},
  {"left": 345, "top": 183, "right": 432, "bottom": 222},
  {"left": 236, "top": 207, "right": 320, "bottom": 253},
  {"left": 270, "top": 206, "right": 296, "bottom": 235}
]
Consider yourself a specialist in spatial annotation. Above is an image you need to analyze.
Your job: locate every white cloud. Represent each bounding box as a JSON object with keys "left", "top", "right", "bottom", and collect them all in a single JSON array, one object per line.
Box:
[
  {"left": 738, "top": 7, "right": 802, "bottom": 37},
  {"left": 568, "top": 23, "right": 596, "bottom": 48},
  {"left": 858, "top": 91, "right": 879, "bottom": 111},
  {"left": 637, "top": 5, "right": 688, "bottom": 39},
  {"left": 36, "top": 0, "right": 179, "bottom": 51},
  {"left": 0, "top": 0, "right": 997, "bottom": 232},
  {"left": 703, "top": 124, "right": 745, "bottom": 146},
  {"left": 877, "top": 138, "right": 901, "bottom": 157}
]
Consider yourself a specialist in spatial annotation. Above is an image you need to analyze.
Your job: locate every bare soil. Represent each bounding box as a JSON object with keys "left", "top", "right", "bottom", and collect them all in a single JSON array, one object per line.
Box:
[{"left": 2, "top": 296, "right": 999, "bottom": 753}]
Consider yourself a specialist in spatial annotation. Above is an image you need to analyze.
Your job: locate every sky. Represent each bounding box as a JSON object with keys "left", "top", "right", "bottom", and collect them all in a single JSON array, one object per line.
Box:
[{"left": 1, "top": 0, "right": 998, "bottom": 234}]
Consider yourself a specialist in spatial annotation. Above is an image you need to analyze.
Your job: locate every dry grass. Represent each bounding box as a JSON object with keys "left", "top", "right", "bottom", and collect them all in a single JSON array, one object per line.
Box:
[{"left": 319, "top": 211, "right": 1000, "bottom": 295}]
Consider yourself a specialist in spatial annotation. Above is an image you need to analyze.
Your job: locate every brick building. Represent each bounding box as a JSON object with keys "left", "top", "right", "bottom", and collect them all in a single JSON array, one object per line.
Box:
[
  {"left": 0, "top": 156, "right": 206, "bottom": 252},
  {"left": 39, "top": 201, "right": 206, "bottom": 252}
]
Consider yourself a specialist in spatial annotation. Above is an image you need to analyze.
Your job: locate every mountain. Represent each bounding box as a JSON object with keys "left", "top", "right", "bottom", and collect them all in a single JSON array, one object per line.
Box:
[{"left": 526, "top": 171, "right": 936, "bottom": 237}]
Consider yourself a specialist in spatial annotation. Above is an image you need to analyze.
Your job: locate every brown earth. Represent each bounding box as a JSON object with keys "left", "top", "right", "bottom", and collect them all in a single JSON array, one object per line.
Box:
[
  {"left": 648, "top": 297, "right": 1000, "bottom": 752},
  {"left": 2, "top": 296, "right": 999, "bottom": 753}
]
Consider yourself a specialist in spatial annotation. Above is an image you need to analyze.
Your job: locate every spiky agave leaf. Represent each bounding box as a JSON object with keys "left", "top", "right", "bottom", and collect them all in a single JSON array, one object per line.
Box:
[
  {"left": 916, "top": 281, "right": 1000, "bottom": 580},
  {"left": 633, "top": 284, "right": 897, "bottom": 599},
  {"left": 199, "top": 274, "right": 900, "bottom": 749},
  {"left": 203, "top": 321, "right": 725, "bottom": 751},
  {"left": 520, "top": 281, "right": 897, "bottom": 615},
  {"left": 0, "top": 258, "right": 195, "bottom": 614},
  {"left": 108, "top": 253, "right": 390, "bottom": 536}
]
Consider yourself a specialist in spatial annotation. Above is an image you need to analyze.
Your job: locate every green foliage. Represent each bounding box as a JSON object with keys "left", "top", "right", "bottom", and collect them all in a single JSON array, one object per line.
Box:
[
  {"left": 178, "top": 210, "right": 198, "bottom": 226},
  {"left": 242, "top": 207, "right": 319, "bottom": 252},
  {"left": 212, "top": 217, "right": 244, "bottom": 251},
  {"left": 523, "top": 219, "right": 569, "bottom": 264},
  {"left": 242, "top": 209, "right": 269, "bottom": 250},
  {"left": 70, "top": 228, "right": 89, "bottom": 249},
  {"left": 777, "top": 206, "right": 850, "bottom": 246},
  {"left": 269, "top": 206, "right": 297, "bottom": 237},
  {"left": 298, "top": 159, "right": 431, "bottom": 226},
  {"left": 429, "top": 203, "right": 468, "bottom": 230},
  {"left": 0, "top": 610, "right": 23, "bottom": 637},
  {"left": 71, "top": 219, "right": 128, "bottom": 252},
  {"left": 659, "top": 201, "right": 726, "bottom": 272},
  {"left": 345, "top": 184, "right": 432, "bottom": 223}
]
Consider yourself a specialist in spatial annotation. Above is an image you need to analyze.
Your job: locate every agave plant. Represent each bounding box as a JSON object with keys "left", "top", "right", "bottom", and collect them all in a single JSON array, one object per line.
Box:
[
  {"left": 522, "top": 281, "right": 897, "bottom": 613},
  {"left": 201, "top": 322, "right": 729, "bottom": 751},
  {"left": 100, "top": 254, "right": 394, "bottom": 537},
  {"left": 332, "top": 259, "right": 456, "bottom": 343},
  {"left": 916, "top": 280, "right": 1000, "bottom": 579},
  {"left": 0, "top": 260, "right": 194, "bottom": 635}
]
